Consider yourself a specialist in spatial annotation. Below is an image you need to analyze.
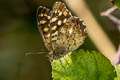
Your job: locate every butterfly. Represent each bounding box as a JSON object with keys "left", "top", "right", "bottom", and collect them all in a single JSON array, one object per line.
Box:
[{"left": 37, "top": 2, "right": 87, "bottom": 60}]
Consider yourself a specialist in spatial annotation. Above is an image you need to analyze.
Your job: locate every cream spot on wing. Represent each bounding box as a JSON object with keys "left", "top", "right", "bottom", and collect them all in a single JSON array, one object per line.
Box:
[
  {"left": 38, "top": 22, "right": 40, "bottom": 25},
  {"left": 69, "top": 12, "right": 72, "bottom": 15},
  {"left": 63, "top": 11, "right": 68, "bottom": 16},
  {"left": 43, "top": 27, "right": 49, "bottom": 32},
  {"left": 79, "top": 18, "right": 83, "bottom": 21},
  {"left": 63, "top": 18, "right": 67, "bottom": 23},
  {"left": 52, "top": 37, "right": 57, "bottom": 41},
  {"left": 58, "top": 12, "right": 62, "bottom": 16},
  {"left": 46, "top": 38, "right": 50, "bottom": 43},
  {"left": 45, "top": 33, "right": 50, "bottom": 38},
  {"left": 69, "top": 28, "right": 73, "bottom": 34},
  {"left": 39, "top": 6, "right": 42, "bottom": 8},
  {"left": 51, "top": 25, "right": 57, "bottom": 31},
  {"left": 47, "top": 16, "right": 51, "bottom": 19},
  {"left": 61, "top": 27, "right": 66, "bottom": 33},
  {"left": 57, "top": 20, "right": 62, "bottom": 26},
  {"left": 40, "top": 13, "right": 43, "bottom": 17},
  {"left": 82, "top": 21, "right": 86, "bottom": 25},
  {"left": 40, "top": 20, "right": 47, "bottom": 24},
  {"left": 55, "top": 10, "right": 57, "bottom": 14},
  {"left": 51, "top": 31, "right": 58, "bottom": 36},
  {"left": 44, "top": 13, "right": 47, "bottom": 16},
  {"left": 57, "top": 10, "right": 60, "bottom": 13},
  {"left": 48, "top": 24, "right": 50, "bottom": 26},
  {"left": 50, "top": 17, "right": 58, "bottom": 23},
  {"left": 84, "top": 28, "right": 86, "bottom": 32}
]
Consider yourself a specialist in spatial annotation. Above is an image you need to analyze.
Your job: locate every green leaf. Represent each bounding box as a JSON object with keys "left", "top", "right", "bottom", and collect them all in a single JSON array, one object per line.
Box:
[
  {"left": 115, "top": 65, "right": 120, "bottom": 80},
  {"left": 111, "top": 0, "right": 120, "bottom": 8},
  {"left": 51, "top": 49, "right": 116, "bottom": 80}
]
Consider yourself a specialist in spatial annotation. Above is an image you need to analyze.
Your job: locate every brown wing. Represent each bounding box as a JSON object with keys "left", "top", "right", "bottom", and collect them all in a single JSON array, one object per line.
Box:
[
  {"left": 51, "top": 16, "right": 87, "bottom": 59},
  {"left": 37, "top": 6, "right": 52, "bottom": 51},
  {"left": 49, "top": 2, "right": 72, "bottom": 50},
  {"left": 52, "top": 2, "right": 72, "bottom": 18}
]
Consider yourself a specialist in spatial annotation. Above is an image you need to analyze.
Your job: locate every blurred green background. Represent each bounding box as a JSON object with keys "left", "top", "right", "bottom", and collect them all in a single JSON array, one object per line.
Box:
[{"left": 0, "top": 0, "right": 120, "bottom": 80}]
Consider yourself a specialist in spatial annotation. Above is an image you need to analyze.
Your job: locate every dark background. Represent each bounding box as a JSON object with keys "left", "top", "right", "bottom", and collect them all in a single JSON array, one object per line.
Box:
[{"left": 0, "top": 0, "right": 119, "bottom": 80}]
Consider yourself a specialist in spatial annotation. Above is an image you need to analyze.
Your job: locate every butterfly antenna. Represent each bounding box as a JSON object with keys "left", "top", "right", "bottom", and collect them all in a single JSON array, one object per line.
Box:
[{"left": 25, "top": 51, "right": 47, "bottom": 56}]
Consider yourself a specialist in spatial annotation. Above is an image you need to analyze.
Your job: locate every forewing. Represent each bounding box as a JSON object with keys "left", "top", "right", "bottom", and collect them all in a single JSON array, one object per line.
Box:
[
  {"left": 50, "top": 2, "right": 72, "bottom": 50},
  {"left": 37, "top": 6, "right": 52, "bottom": 51}
]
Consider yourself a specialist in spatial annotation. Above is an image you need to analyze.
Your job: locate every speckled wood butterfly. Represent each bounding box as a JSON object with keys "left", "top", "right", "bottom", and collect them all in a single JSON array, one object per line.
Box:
[{"left": 37, "top": 2, "right": 87, "bottom": 60}]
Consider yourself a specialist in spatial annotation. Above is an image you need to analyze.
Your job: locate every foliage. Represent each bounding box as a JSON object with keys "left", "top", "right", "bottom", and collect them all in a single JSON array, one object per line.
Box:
[
  {"left": 51, "top": 50, "right": 116, "bottom": 80},
  {"left": 115, "top": 65, "right": 120, "bottom": 80},
  {"left": 111, "top": 0, "right": 120, "bottom": 8}
]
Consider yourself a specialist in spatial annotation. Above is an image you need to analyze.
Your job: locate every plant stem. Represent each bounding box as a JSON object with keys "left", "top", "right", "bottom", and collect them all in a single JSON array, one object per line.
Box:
[{"left": 101, "top": 6, "right": 120, "bottom": 31}]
